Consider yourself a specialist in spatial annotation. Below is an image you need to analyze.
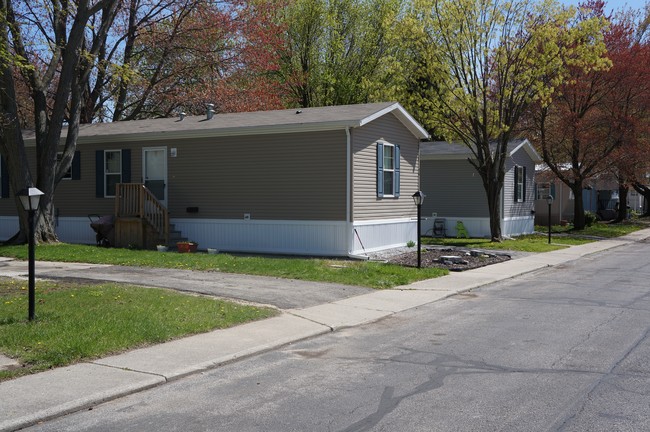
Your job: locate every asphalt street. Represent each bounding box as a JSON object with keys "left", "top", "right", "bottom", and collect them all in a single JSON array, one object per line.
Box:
[{"left": 23, "top": 239, "right": 650, "bottom": 432}]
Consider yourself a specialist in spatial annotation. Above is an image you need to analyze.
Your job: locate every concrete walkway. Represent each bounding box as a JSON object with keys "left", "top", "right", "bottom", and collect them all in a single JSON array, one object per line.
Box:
[{"left": 1, "top": 229, "right": 649, "bottom": 432}]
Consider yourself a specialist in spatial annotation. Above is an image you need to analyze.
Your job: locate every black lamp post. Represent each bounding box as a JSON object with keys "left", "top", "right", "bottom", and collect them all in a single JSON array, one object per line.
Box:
[
  {"left": 412, "top": 191, "right": 425, "bottom": 268},
  {"left": 546, "top": 195, "right": 554, "bottom": 245},
  {"left": 17, "top": 187, "right": 44, "bottom": 321}
]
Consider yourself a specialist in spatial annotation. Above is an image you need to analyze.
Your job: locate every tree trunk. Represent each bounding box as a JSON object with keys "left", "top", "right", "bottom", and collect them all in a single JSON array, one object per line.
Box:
[
  {"left": 615, "top": 184, "right": 628, "bottom": 222},
  {"left": 483, "top": 174, "right": 503, "bottom": 241},
  {"left": 632, "top": 182, "right": 650, "bottom": 216},
  {"left": 572, "top": 182, "right": 586, "bottom": 229}
]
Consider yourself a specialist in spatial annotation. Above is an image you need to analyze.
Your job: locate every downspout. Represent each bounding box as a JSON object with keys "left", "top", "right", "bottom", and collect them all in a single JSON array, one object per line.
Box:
[{"left": 346, "top": 126, "right": 368, "bottom": 260}]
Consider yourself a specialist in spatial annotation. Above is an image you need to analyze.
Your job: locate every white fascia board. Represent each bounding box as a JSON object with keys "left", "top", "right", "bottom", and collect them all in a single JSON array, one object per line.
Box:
[
  {"left": 359, "top": 103, "right": 430, "bottom": 140},
  {"left": 509, "top": 139, "right": 542, "bottom": 164}
]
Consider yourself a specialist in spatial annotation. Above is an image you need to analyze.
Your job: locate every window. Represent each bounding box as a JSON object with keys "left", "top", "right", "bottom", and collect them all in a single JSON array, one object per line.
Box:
[
  {"left": 104, "top": 150, "right": 122, "bottom": 197},
  {"left": 384, "top": 144, "right": 395, "bottom": 195},
  {"left": 57, "top": 152, "right": 72, "bottom": 180},
  {"left": 535, "top": 182, "right": 555, "bottom": 200},
  {"left": 377, "top": 142, "right": 400, "bottom": 198},
  {"left": 96, "top": 149, "right": 130, "bottom": 198},
  {"left": 514, "top": 165, "right": 526, "bottom": 202}
]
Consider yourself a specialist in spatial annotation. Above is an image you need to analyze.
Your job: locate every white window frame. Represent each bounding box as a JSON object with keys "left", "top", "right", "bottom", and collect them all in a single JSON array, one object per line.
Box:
[
  {"left": 104, "top": 150, "right": 122, "bottom": 198},
  {"left": 383, "top": 143, "right": 396, "bottom": 197}
]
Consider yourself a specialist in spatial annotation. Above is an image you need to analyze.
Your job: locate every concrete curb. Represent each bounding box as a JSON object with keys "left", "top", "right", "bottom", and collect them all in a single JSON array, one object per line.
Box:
[{"left": 1, "top": 227, "right": 649, "bottom": 431}]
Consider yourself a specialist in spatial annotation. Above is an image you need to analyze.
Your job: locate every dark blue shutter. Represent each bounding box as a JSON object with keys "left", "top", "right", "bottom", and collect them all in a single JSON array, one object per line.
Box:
[
  {"left": 95, "top": 150, "right": 104, "bottom": 197},
  {"left": 376, "top": 143, "right": 384, "bottom": 198},
  {"left": 394, "top": 145, "right": 400, "bottom": 197},
  {"left": 1, "top": 155, "right": 9, "bottom": 198},
  {"left": 71, "top": 151, "right": 81, "bottom": 180},
  {"left": 122, "top": 149, "right": 131, "bottom": 183},
  {"left": 522, "top": 166, "right": 526, "bottom": 202}
]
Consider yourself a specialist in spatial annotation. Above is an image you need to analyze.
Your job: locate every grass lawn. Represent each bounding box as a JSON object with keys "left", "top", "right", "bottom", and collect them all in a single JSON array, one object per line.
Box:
[
  {"left": 426, "top": 220, "right": 648, "bottom": 252},
  {"left": 0, "top": 278, "right": 277, "bottom": 381},
  {"left": 0, "top": 244, "right": 448, "bottom": 289},
  {"left": 423, "top": 234, "right": 592, "bottom": 253}
]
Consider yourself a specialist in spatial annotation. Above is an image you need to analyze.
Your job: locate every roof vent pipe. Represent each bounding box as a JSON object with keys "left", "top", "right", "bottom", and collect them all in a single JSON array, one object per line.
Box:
[
  {"left": 206, "top": 104, "right": 215, "bottom": 120},
  {"left": 179, "top": 112, "right": 186, "bottom": 121}
]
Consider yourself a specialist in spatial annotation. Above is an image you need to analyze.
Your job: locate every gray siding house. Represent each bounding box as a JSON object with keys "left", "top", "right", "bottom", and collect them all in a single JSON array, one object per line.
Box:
[
  {"left": 419, "top": 139, "right": 541, "bottom": 238},
  {"left": 0, "top": 102, "right": 429, "bottom": 256}
]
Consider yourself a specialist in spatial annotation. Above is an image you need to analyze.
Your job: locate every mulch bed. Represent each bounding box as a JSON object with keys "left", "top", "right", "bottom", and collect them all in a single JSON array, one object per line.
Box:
[{"left": 387, "top": 247, "right": 511, "bottom": 271}]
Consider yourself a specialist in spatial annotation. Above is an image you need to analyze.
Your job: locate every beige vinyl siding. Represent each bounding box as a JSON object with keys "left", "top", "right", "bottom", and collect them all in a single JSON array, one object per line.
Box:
[
  {"left": 503, "top": 150, "right": 535, "bottom": 219},
  {"left": 53, "top": 145, "right": 141, "bottom": 216},
  {"left": 352, "top": 113, "right": 419, "bottom": 221},
  {"left": 0, "top": 147, "right": 122, "bottom": 217},
  {"left": 420, "top": 159, "right": 489, "bottom": 218},
  {"left": 20, "top": 130, "right": 346, "bottom": 221},
  {"left": 166, "top": 131, "right": 346, "bottom": 220}
]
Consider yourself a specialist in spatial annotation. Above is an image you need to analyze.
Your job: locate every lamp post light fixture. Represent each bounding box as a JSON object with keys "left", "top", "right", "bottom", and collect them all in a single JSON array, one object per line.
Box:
[
  {"left": 412, "top": 191, "right": 426, "bottom": 268},
  {"left": 546, "top": 194, "right": 554, "bottom": 245},
  {"left": 17, "top": 187, "right": 44, "bottom": 321}
]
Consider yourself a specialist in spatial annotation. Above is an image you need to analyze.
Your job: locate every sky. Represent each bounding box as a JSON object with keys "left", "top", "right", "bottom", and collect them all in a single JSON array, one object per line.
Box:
[{"left": 561, "top": 0, "right": 648, "bottom": 13}]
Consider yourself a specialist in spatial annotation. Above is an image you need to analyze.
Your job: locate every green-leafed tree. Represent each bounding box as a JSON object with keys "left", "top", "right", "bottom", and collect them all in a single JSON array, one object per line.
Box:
[
  {"left": 276, "top": 0, "right": 405, "bottom": 108},
  {"left": 401, "top": 0, "right": 609, "bottom": 240}
]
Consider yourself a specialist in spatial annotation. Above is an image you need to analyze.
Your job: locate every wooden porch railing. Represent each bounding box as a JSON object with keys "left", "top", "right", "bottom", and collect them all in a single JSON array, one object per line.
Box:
[{"left": 115, "top": 183, "right": 169, "bottom": 244}]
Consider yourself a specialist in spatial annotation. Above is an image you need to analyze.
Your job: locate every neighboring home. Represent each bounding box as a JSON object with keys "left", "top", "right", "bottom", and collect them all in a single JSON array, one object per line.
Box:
[
  {"left": 534, "top": 167, "right": 646, "bottom": 225},
  {"left": 0, "top": 102, "right": 429, "bottom": 256},
  {"left": 419, "top": 139, "right": 541, "bottom": 238}
]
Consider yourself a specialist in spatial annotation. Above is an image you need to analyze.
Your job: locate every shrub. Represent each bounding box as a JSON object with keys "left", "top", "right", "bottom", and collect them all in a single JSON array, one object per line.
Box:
[
  {"left": 584, "top": 211, "right": 597, "bottom": 227},
  {"left": 406, "top": 240, "right": 416, "bottom": 248}
]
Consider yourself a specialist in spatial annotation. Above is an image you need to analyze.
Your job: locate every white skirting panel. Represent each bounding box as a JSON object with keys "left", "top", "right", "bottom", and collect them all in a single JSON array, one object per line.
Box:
[
  {"left": 0, "top": 216, "right": 18, "bottom": 241},
  {"left": 352, "top": 218, "right": 417, "bottom": 255},
  {"left": 502, "top": 216, "right": 535, "bottom": 236},
  {"left": 1, "top": 216, "right": 101, "bottom": 244},
  {"left": 171, "top": 218, "right": 349, "bottom": 256},
  {"left": 56, "top": 217, "right": 97, "bottom": 244},
  {"left": 420, "top": 216, "right": 491, "bottom": 238}
]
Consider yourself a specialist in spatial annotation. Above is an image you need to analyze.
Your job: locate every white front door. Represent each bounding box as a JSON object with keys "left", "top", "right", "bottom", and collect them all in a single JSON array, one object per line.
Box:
[{"left": 143, "top": 147, "right": 167, "bottom": 207}]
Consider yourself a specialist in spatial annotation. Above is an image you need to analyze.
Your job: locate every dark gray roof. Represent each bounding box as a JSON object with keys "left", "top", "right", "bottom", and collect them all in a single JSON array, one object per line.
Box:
[
  {"left": 23, "top": 102, "right": 429, "bottom": 144},
  {"left": 420, "top": 139, "right": 541, "bottom": 163}
]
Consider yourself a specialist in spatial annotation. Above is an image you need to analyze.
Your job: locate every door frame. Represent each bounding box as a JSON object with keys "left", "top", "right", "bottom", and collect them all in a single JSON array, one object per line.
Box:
[{"left": 142, "top": 146, "right": 168, "bottom": 207}]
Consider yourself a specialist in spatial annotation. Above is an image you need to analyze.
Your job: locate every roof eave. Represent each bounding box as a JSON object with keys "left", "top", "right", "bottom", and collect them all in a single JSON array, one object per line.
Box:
[
  {"left": 360, "top": 103, "right": 430, "bottom": 140},
  {"left": 509, "top": 139, "right": 542, "bottom": 163},
  {"left": 27, "top": 120, "right": 362, "bottom": 146}
]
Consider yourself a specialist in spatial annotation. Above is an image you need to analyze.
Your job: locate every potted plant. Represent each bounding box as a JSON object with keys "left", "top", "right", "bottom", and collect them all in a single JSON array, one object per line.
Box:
[{"left": 176, "top": 241, "right": 198, "bottom": 253}]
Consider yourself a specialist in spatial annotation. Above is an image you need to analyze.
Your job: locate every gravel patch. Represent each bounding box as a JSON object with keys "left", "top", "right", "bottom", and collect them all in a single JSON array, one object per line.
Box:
[{"left": 366, "top": 245, "right": 519, "bottom": 271}]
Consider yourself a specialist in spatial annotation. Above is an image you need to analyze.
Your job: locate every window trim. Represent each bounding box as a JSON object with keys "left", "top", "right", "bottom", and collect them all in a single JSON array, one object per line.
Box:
[
  {"left": 383, "top": 143, "right": 396, "bottom": 197},
  {"left": 514, "top": 165, "right": 526, "bottom": 203},
  {"left": 376, "top": 141, "right": 400, "bottom": 199}
]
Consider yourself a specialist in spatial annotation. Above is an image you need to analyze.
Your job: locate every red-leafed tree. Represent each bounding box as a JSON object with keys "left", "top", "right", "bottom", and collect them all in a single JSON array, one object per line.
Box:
[
  {"left": 529, "top": 1, "right": 650, "bottom": 229},
  {"left": 109, "top": 0, "right": 289, "bottom": 120},
  {"left": 604, "top": 13, "right": 650, "bottom": 221}
]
